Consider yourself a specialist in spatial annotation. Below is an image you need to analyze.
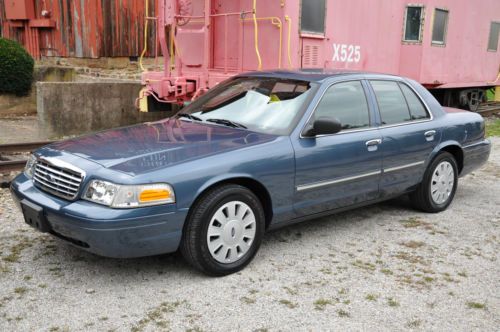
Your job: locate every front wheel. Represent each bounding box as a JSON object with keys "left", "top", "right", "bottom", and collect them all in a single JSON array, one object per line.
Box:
[
  {"left": 411, "top": 152, "right": 458, "bottom": 213},
  {"left": 180, "top": 184, "right": 265, "bottom": 276}
]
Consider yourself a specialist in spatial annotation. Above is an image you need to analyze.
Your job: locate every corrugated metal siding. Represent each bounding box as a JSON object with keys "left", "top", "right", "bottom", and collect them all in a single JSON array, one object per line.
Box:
[{"left": 0, "top": 0, "right": 158, "bottom": 58}]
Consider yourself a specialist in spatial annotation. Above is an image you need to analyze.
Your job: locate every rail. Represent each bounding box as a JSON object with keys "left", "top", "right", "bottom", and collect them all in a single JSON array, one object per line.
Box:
[
  {"left": 0, "top": 160, "right": 27, "bottom": 173},
  {"left": 0, "top": 141, "right": 54, "bottom": 174},
  {"left": 0, "top": 141, "right": 54, "bottom": 154}
]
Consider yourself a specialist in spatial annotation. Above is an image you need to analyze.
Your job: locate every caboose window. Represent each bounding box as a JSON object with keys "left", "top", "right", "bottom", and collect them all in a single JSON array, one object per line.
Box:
[
  {"left": 403, "top": 5, "right": 424, "bottom": 42},
  {"left": 300, "top": 0, "right": 326, "bottom": 34},
  {"left": 488, "top": 22, "right": 500, "bottom": 52},
  {"left": 431, "top": 8, "right": 449, "bottom": 45}
]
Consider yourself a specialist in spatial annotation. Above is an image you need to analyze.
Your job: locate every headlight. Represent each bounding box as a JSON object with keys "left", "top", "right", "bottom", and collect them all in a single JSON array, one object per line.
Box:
[
  {"left": 24, "top": 154, "right": 37, "bottom": 178},
  {"left": 83, "top": 180, "right": 175, "bottom": 208}
]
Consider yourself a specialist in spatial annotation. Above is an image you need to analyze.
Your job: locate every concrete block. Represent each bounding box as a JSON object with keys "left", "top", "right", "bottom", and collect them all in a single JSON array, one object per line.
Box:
[{"left": 37, "top": 82, "right": 172, "bottom": 138}]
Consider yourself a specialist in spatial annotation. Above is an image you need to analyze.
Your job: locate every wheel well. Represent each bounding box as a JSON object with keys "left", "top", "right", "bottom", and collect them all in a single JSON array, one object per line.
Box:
[
  {"left": 191, "top": 178, "right": 274, "bottom": 229},
  {"left": 440, "top": 145, "right": 464, "bottom": 174}
]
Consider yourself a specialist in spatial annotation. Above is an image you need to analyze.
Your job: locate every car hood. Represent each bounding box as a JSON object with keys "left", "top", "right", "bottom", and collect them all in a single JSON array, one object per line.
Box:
[{"left": 44, "top": 118, "right": 278, "bottom": 175}]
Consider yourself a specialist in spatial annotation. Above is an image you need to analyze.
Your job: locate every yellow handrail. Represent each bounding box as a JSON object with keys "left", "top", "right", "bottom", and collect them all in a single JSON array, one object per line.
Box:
[
  {"left": 252, "top": 0, "right": 263, "bottom": 70},
  {"left": 139, "top": 0, "right": 150, "bottom": 71},
  {"left": 242, "top": 17, "right": 282, "bottom": 68},
  {"left": 285, "top": 15, "right": 292, "bottom": 68}
]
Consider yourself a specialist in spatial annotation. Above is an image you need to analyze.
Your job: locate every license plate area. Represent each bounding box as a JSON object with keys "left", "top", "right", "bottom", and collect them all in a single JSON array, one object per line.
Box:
[{"left": 20, "top": 199, "right": 51, "bottom": 233}]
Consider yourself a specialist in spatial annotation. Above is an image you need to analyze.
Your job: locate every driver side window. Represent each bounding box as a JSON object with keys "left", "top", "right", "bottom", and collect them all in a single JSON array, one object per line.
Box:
[{"left": 314, "top": 81, "right": 370, "bottom": 131}]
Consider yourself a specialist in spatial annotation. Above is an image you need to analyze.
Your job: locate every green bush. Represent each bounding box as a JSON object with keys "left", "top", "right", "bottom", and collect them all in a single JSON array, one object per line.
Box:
[{"left": 0, "top": 38, "right": 34, "bottom": 96}]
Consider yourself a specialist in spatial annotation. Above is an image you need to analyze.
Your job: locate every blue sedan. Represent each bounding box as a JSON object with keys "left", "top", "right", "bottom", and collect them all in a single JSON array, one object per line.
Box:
[{"left": 10, "top": 70, "right": 491, "bottom": 275}]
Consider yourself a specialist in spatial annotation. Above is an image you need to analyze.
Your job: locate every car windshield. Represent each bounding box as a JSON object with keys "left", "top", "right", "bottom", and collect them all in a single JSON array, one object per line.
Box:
[{"left": 179, "top": 77, "right": 316, "bottom": 135}]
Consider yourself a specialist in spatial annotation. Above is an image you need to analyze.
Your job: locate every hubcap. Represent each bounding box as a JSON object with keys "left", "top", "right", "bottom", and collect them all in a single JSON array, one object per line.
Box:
[
  {"left": 207, "top": 201, "right": 256, "bottom": 264},
  {"left": 430, "top": 161, "right": 455, "bottom": 205}
]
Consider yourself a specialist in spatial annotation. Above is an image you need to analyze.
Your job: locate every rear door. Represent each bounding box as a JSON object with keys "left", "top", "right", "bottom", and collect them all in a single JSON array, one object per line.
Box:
[
  {"left": 368, "top": 80, "right": 440, "bottom": 197},
  {"left": 292, "top": 80, "right": 383, "bottom": 216}
]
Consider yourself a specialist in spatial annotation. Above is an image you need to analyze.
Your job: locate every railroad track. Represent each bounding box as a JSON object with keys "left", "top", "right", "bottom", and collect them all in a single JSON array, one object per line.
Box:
[
  {"left": 0, "top": 141, "right": 54, "bottom": 174},
  {"left": 477, "top": 101, "right": 500, "bottom": 117}
]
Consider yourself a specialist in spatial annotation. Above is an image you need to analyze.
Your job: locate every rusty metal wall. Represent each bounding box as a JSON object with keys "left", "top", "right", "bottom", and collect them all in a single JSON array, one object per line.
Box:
[{"left": 0, "top": 0, "right": 158, "bottom": 58}]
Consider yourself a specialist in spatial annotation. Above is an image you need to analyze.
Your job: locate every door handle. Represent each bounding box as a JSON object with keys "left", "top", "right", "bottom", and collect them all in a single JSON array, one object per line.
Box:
[
  {"left": 365, "top": 139, "right": 382, "bottom": 152},
  {"left": 365, "top": 139, "right": 382, "bottom": 146},
  {"left": 424, "top": 130, "right": 436, "bottom": 137},
  {"left": 424, "top": 130, "right": 436, "bottom": 141}
]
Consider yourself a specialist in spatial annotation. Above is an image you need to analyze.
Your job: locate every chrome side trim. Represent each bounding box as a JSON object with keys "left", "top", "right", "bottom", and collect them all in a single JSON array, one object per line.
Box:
[
  {"left": 296, "top": 170, "right": 381, "bottom": 192},
  {"left": 383, "top": 160, "right": 425, "bottom": 173},
  {"left": 462, "top": 139, "right": 491, "bottom": 149}
]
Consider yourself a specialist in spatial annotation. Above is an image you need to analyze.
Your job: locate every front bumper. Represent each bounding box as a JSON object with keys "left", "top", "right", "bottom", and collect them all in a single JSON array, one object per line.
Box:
[
  {"left": 461, "top": 139, "right": 491, "bottom": 176},
  {"left": 9, "top": 173, "right": 187, "bottom": 258}
]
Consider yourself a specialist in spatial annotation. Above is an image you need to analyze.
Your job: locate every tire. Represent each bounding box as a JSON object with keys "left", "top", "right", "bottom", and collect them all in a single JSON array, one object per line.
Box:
[
  {"left": 180, "top": 184, "right": 265, "bottom": 276},
  {"left": 411, "top": 152, "right": 458, "bottom": 213}
]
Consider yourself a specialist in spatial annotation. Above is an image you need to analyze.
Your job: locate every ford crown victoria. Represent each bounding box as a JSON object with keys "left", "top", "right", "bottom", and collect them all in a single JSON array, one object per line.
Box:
[{"left": 10, "top": 71, "right": 491, "bottom": 275}]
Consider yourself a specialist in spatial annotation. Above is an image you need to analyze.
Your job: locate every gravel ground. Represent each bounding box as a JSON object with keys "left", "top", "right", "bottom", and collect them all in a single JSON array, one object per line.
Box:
[{"left": 0, "top": 139, "right": 498, "bottom": 332}]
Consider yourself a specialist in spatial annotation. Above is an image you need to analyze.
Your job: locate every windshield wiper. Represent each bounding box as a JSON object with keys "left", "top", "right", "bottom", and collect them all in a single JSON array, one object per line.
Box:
[
  {"left": 176, "top": 113, "right": 203, "bottom": 121},
  {"left": 206, "top": 118, "right": 247, "bottom": 129}
]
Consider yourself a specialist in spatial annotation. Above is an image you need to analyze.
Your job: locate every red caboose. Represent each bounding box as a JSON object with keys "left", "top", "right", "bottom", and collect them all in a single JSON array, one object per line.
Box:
[{"left": 139, "top": 0, "right": 500, "bottom": 112}]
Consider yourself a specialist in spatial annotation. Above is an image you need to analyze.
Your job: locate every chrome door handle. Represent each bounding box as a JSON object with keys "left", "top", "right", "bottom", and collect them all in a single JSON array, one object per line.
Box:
[
  {"left": 365, "top": 139, "right": 382, "bottom": 146},
  {"left": 424, "top": 130, "right": 436, "bottom": 137},
  {"left": 365, "top": 139, "right": 382, "bottom": 152},
  {"left": 424, "top": 130, "right": 436, "bottom": 141}
]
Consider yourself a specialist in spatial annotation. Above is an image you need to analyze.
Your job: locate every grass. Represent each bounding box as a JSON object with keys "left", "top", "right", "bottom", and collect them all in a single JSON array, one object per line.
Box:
[
  {"left": 337, "top": 309, "right": 350, "bottom": 317},
  {"left": 240, "top": 296, "right": 256, "bottom": 304},
  {"left": 278, "top": 299, "right": 298, "bottom": 309},
  {"left": 351, "top": 260, "right": 376, "bottom": 271},
  {"left": 400, "top": 241, "right": 425, "bottom": 249},
  {"left": 314, "top": 298, "right": 333, "bottom": 310},
  {"left": 365, "top": 294, "right": 378, "bottom": 301},
  {"left": 131, "top": 301, "right": 183, "bottom": 332},
  {"left": 387, "top": 297, "right": 400, "bottom": 307},
  {"left": 466, "top": 301, "right": 486, "bottom": 309},
  {"left": 14, "top": 287, "right": 28, "bottom": 295},
  {"left": 407, "top": 319, "right": 422, "bottom": 328},
  {"left": 486, "top": 119, "right": 500, "bottom": 137}
]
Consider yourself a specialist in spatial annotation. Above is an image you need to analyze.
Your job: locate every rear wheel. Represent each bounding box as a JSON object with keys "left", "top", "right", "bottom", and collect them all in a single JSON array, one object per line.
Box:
[
  {"left": 411, "top": 152, "right": 458, "bottom": 213},
  {"left": 180, "top": 184, "right": 265, "bottom": 276}
]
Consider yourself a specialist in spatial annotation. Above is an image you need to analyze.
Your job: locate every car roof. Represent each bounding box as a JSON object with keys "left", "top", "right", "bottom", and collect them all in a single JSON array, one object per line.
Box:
[{"left": 238, "top": 69, "right": 400, "bottom": 83}]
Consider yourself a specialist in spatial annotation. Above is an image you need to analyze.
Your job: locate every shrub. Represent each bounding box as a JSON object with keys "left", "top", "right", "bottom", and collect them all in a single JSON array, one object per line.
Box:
[{"left": 0, "top": 38, "right": 34, "bottom": 96}]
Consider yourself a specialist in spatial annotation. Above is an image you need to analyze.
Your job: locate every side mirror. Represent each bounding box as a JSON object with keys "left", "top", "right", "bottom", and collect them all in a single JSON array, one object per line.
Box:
[{"left": 303, "top": 117, "right": 342, "bottom": 137}]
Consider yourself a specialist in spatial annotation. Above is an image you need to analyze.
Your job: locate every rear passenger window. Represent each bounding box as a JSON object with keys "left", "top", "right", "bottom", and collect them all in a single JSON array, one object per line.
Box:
[
  {"left": 314, "top": 81, "right": 370, "bottom": 131},
  {"left": 370, "top": 81, "right": 412, "bottom": 125},
  {"left": 399, "top": 83, "right": 430, "bottom": 120}
]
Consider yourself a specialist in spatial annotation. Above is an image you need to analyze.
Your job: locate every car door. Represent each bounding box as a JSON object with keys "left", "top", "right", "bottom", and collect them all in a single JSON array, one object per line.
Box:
[
  {"left": 368, "top": 80, "right": 440, "bottom": 197},
  {"left": 292, "top": 80, "right": 383, "bottom": 216}
]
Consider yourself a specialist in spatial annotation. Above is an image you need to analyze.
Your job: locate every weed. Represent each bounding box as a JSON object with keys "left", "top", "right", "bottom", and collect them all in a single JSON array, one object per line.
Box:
[
  {"left": 352, "top": 260, "right": 376, "bottom": 271},
  {"left": 466, "top": 302, "right": 486, "bottom": 309},
  {"left": 400, "top": 241, "right": 425, "bottom": 249},
  {"left": 337, "top": 309, "right": 350, "bottom": 317},
  {"left": 365, "top": 294, "right": 378, "bottom": 301},
  {"left": 278, "top": 299, "right": 298, "bottom": 309},
  {"left": 387, "top": 298, "right": 399, "bottom": 307},
  {"left": 314, "top": 298, "right": 333, "bottom": 310},
  {"left": 14, "top": 287, "right": 28, "bottom": 295},
  {"left": 486, "top": 119, "right": 500, "bottom": 137},
  {"left": 283, "top": 286, "right": 298, "bottom": 296},
  {"left": 240, "top": 296, "right": 256, "bottom": 304},
  {"left": 407, "top": 319, "right": 422, "bottom": 328}
]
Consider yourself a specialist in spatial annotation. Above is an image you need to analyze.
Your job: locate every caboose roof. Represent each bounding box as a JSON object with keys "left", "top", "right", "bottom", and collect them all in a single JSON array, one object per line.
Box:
[{"left": 238, "top": 69, "right": 394, "bottom": 82}]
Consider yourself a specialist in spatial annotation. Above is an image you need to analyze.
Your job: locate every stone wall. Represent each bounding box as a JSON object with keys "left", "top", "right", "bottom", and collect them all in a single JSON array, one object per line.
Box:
[{"left": 37, "top": 82, "right": 171, "bottom": 138}]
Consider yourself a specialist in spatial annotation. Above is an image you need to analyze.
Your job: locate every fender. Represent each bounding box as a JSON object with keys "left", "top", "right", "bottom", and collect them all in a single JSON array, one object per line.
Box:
[{"left": 425, "top": 139, "right": 464, "bottom": 177}]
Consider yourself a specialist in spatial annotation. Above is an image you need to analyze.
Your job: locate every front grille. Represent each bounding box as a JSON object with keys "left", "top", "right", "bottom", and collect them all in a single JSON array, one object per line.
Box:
[{"left": 33, "top": 159, "right": 84, "bottom": 200}]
